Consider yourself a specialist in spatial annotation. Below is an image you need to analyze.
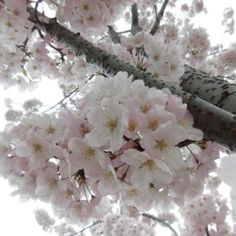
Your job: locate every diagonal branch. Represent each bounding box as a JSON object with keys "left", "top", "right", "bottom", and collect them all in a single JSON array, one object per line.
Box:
[
  {"left": 42, "top": 87, "right": 79, "bottom": 113},
  {"left": 27, "top": 8, "right": 236, "bottom": 151},
  {"left": 150, "top": 0, "right": 170, "bottom": 35},
  {"left": 180, "top": 65, "right": 236, "bottom": 115},
  {"left": 69, "top": 220, "right": 103, "bottom": 236},
  {"left": 142, "top": 213, "right": 178, "bottom": 236},
  {"left": 131, "top": 3, "right": 142, "bottom": 35}
]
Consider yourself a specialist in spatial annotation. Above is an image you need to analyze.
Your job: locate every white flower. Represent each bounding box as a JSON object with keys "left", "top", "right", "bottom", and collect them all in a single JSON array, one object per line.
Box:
[
  {"left": 123, "top": 151, "right": 173, "bottom": 188},
  {"left": 144, "top": 34, "right": 165, "bottom": 64},
  {"left": 85, "top": 71, "right": 132, "bottom": 108},
  {"left": 68, "top": 137, "right": 107, "bottom": 178},
  {"left": 97, "top": 166, "right": 122, "bottom": 195},
  {"left": 35, "top": 163, "right": 60, "bottom": 200},
  {"left": 121, "top": 31, "right": 146, "bottom": 50},
  {"left": 15, "top": 131, "right": 56, "bottom": 169},
  {"left": 140, "top": 121, "right": 187, "bottom": 172},
  {"left": 85, "top": 99, "right": 128, "bottom": 152}
]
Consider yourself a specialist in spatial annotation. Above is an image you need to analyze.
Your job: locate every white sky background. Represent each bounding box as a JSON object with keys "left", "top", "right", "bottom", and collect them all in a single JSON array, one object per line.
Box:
[{"left": 0, "top": 0, "right": 236, "bottom": 235}]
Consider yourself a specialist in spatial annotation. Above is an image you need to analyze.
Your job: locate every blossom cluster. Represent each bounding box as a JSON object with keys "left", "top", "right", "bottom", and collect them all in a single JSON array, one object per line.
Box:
[
  {"left": 180, "top": 184, "right": 236, "bottom": 236},
  {"left": 0, "top": 0, "right": 234, "bottom": 234},
  {"left": 222, "top": 7, "right": 234, "bottom": 35},
  {"left": 99, "top": 32, "right": 186, "bottom": 84},
  {"left": 56, "top": 0, "right": 134, "bottom": 34},
  {"left": 0, "top": 0, "right": 33, "bottom": 89},
  {"left": 0, "top": 71, "right": 223, "bottom": 225},
  {"left": 181, "top": 27, "right": 210, "bottom": 65},
  {"left": 0, "top": 0, "right": 214, "bottom": 90},
  {"left": 102, "top": 213, "right": 155, "bottom": 236}
]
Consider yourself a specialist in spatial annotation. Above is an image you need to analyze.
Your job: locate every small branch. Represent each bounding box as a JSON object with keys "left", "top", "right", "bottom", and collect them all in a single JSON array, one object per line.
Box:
[
  {"left": 42, "top": 73, "right": 94, "bottom": 113},
  {"left": 49, "top": 43, "right": 66, "bottom": 62},
  {"left": 16, "top": 37, "right": 31, "bottom": 58},
  {"left": 69, "top": 220, "right": 103, "bottom": 236},
  {"left": 42, "top": 87, "right": 79, "bottom": 113},
  {"left": 131, "top": 3, "right": 142, "bottom": 35},
  {"left": 150, "top": 0, "right": 170, "bottom": 35},
  {"left": 31, "top": 25, "right": 44, "bottom": 39},
  {"left": 117, "top": 29, "right": 131, "bottom": 34},
  {"left": 186, "top": 145, "right": 199, "bottom": 164},
  {"left": 142, "top": 213, "right": 178, "bottom": 236},
  {"left": 34, "top": 0, "right": 44, "bottom": 24},
  {"left": 107, "top": 25, "right": 121, "bottom": 44},
  {"left": 205, "top": 225, "right": 210, "bottom": 236},
  {"left": 177, "top": 139, "right": 196, "bottom": 148}
]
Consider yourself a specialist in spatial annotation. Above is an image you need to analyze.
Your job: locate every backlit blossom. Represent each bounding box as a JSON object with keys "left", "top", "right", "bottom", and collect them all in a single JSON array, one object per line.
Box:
[{"left": 85, "top": 99, "right": 128, "bottom": 152}]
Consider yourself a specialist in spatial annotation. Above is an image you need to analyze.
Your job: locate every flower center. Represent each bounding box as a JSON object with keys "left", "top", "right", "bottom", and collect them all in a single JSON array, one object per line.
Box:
[
  {"left": 32, "top": 143, "right": 42, "bottom": 153},
  {"left": 155, "top": 140, "right": 168, "bottom": 151},
  {"left": 148, "top": 119, "right": 159, "bottom": 131},
  {"left": 106, "top": 117, "right": 118, "bottom": 132}
]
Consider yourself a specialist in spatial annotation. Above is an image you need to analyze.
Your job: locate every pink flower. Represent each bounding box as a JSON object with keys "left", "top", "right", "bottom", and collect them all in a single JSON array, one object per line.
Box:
[
  {"left": 35, "top": 163, "right": 60, "bottom": 201},
  {"left": 68, "top": 137, "right": 107, "bottom": 178},
  {"left": 140, "top": 121, "right": 187, "bottom": 171},
  {"left": 122, "top": 150, "right": 173, "bottom": 188},
  {"left": 85, "top": 99, "right": 128, "bottom": 152}
]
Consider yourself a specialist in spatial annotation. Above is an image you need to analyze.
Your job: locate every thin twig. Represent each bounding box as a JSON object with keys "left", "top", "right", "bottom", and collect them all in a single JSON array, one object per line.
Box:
[
  {"left": 49, "top": 43, "right": 66, "bottom": 62},
  {"left": 69, "top": 220, "right": 103, "bottom": 236},
  {"left": 177, "top": 139, "right": 195, "bottom": 148},
  {"left": 42, "top": 73, "right": 94, "bottom": 113},
  {"left": 34, "top": 0, "right": 44, "bottom": 23},
  {"left": 131, "top": 3, "right": 142, "bottom": 35},
  {"left": 107, "top": 25, "right": 121, "bottom": 44},
  {"left": 42, "top": 87, "right": 79, "bottom": 113},
  {"left": 142, "top": 213, "right": 178, "bottom": 236},
  {"left": 150, "top": 0, "right": 170, "bottom": 35},
  {"left": 186, "top": 145, "right": 199, "bottom": 164},
  {"left": 16, "top": 37, "right": 31, "bottom": 58},
  {"left": 205, "top": 225, "right": 210, "bottom": 236},
  {"left": 117, "top": 29, "right": 131, "bottom": 34}
]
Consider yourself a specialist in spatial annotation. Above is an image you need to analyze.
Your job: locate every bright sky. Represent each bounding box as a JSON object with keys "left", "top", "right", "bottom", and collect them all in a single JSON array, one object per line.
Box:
[{"left": 0, "top": 1, "right": 236, "bottom": 235}]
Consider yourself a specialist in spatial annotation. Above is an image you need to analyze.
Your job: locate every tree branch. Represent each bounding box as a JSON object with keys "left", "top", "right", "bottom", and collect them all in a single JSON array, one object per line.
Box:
[
  {"left": 180, "top": 65, "right": 236, "bottom": 114},
  {"left": 142, "top": 213, "right": 178, "bottom": 236},
  {"left": 150, "top": 0, "right": 170, "bottom": 35},
  {"left": 107, "top": 25, "right": 121, "bottom": 44},
  {"left": 131, "top": 3, "right": 142, "bottom": 35},
  {"left": 42, "top": 87, "right": 79, "bottom": 113},
  {"left": 69, "top": 220, "right": 103, "bottom": 236},
  {"left": 27, "top": 8, "right": 236, "bottom": 151}
]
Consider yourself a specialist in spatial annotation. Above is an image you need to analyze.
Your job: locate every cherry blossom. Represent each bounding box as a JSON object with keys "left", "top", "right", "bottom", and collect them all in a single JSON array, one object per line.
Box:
[{"left": 0, "top": 0, "right": 235, "bottom": 235}]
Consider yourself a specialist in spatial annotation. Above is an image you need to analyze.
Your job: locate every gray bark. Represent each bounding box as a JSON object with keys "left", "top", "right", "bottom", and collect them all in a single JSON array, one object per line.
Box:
[
  {"left": 181, "top": 65, "right": 236, "bottom": 115},
  {"left": 28, "top": 9, "right": 236, "bottom": 151},
  {"left": 150, "top": 0, "right": 170, "bottom": 35},
  {"left": 131, "top": 3, "right": 142, "bottom": 35}
]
